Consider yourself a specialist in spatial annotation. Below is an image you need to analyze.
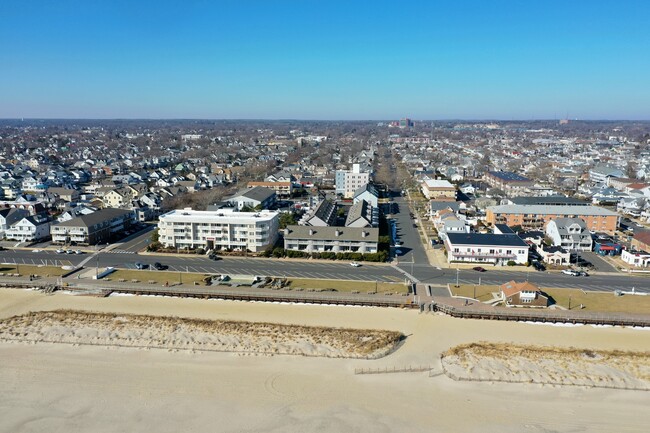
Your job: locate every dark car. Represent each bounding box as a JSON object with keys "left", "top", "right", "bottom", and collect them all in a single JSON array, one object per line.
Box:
[
  {"left": 135, "top": 262, "right": 148, "bottom": 270},
  {"left": 208, "top": 253, "right": 222, "bottom": 261},
  {"left": 472, "top": 266, "right": 486, "bottom": 272},
  {"left": 153, "top": 262, "right": 168, "bottom": 270},
  {"left": 531, "top": 260, "right": 546, "bottom": 271}
]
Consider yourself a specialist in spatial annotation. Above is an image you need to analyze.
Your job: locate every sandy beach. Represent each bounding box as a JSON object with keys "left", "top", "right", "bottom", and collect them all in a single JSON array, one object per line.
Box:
[{"left": 1, "top": 288, "right": 649, "bottom": 433}]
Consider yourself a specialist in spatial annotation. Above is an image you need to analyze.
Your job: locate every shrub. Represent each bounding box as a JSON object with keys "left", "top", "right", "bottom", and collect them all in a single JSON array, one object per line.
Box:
[{"left": 507, "top": 260, "right": 517, "bottom": 266}]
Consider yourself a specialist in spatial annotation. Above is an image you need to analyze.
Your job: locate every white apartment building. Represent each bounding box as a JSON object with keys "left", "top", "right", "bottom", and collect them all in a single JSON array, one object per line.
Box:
[
  {"left": 157, "top": 208, "right": 279, "bottom": 252},
  {"left": 336, "top": 164, "right": 371, "bottom": 198}
]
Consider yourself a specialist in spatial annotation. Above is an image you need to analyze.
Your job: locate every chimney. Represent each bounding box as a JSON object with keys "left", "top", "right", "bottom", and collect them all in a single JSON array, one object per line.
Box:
[
  {"left": 309, "top": 229, "right": 314, "bottom": 236},
  {"left": 284, "top": 228, "right": 289, "bottom": 236},
  {"left": 335, "top": 229, "right": 341, "bottom": 237},
  {"left": 362, "top": 231, "right": 367, "bottom": 238}
]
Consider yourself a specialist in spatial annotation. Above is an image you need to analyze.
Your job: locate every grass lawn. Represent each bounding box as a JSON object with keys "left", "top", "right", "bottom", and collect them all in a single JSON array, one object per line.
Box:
[
  {"left": 0, "top": 265, "right": 69, "bottom": 277},
  {"left": 108, "top": 269, "right": 209, "bottom": 285},
  {"left": 543, "top": 288, "right": 650, "bottom": 314},
  {"left": 449, "top": 284, "right": 500, "bottom": 302},
  {"left": 286, "top": 277, "right": 408, "bottom": 294}
]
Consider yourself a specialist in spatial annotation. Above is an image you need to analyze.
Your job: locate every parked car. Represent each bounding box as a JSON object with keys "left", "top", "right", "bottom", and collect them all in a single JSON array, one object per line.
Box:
[
  {"left": 472, "top": 266, "right": 486, "bottom": 272},
  {"left": 578, "top": 271, "right": 589, "bottom": 277},
  {"left": 135, "top": 262, "right": 147, "bottom": 270},
  {"left": 66, "top": 249, "right": 74, "bottom": 254},
  {"left": 55, "top": 249, "right": 65, "bottom": 254},
  {"left": 153, "top": 262, "right": 168, "bottom": 270},
  {"left": 208, "top": 253, "right": 221, "bottom": 261},
  {"left": 75, "top": 250, "right": 83, "bottom": 255},
  {"left": 350, "top": 262, "right": 361, "bottom": 267}
]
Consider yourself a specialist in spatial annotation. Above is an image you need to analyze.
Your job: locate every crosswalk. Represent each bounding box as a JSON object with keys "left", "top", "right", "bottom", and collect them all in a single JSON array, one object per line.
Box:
[{"left": 103, "top": 250, "right": 136, "bottom": 254}]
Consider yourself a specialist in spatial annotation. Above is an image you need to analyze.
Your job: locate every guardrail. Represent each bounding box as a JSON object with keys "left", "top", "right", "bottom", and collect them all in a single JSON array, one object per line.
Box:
[
  {"left": 66, "top": 282, "right": 419, "bottom": 308},
  {"left": 432, "top": 302, "right": 650, "bottom": 327}
]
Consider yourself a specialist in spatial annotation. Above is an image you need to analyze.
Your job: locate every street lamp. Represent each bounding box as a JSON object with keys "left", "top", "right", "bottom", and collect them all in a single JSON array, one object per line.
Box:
[{"left": 455, "top": 267, "right": 460, "bottom": 288}]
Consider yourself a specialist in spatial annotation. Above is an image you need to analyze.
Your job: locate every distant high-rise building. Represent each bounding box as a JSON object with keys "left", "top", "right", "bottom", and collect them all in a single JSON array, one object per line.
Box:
[{"left": 399, "top": 118, "right": 414, "bottom": 129}]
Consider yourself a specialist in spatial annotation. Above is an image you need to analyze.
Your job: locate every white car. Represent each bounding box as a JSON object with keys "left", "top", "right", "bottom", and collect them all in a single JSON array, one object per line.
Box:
[
  {"left": 55, "top": 249, "right": 65, "bottom": 254},
  {"left": 350, "top": 262, "right": 361, "bottom": 267},
  {"left": 562, "top": 269, "right": 579, "bottom": 276}
]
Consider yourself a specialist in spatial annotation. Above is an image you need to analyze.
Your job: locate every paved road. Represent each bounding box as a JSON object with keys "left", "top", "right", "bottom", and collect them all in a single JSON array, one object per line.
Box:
[{"left": 3, "top": 249, "right": 648, "bottom": 293}]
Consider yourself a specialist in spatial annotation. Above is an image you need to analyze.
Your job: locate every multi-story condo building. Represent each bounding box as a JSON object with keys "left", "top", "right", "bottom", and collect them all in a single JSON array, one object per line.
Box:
[
  {"left": 157, "top": 208, "right": 279, "bottom": 252},
  {"left": 444, "top": 233, "right": 530, "bottom": 265},
  {"left": 51, "top": 208, "right": 135, "bottom": 245},
  {"left": 283, "top": 226, "right": 378, "bottom": 254},
  {"left": 336, "top": 164, "right": 371, "bottom": 198},
  {"left": 486, "top": 204, "right": 619, "bottom": 235},
  {"left": 421, "top": 179, "right": 456, "bottom": 200},
  {"left": 484, "top": 171, "right": 533, "bottom": 193}
]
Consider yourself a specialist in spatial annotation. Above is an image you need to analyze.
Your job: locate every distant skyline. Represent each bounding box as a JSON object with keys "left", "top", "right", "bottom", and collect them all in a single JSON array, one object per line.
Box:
[{"left": 1, "top": 1, "right": 649, "bottom": 120}]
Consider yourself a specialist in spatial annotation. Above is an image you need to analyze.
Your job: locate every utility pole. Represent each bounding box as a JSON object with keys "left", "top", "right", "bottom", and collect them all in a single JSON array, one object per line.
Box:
[
  {"left": 455, "top": 267, "right": 460, "bottom": 288},
  {"left": 568, "top": 295, "right": 572, "bottom": 310}
]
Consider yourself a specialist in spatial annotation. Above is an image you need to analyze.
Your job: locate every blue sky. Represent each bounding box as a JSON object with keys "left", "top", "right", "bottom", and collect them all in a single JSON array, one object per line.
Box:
[{"left": 1, "top": 0, "right": 649, "bottom": 120}]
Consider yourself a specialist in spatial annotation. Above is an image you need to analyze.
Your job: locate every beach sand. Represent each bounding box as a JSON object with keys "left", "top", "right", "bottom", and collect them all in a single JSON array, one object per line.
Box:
[{"left": 1, "top": 288, "right": 649, "bottom": 433}]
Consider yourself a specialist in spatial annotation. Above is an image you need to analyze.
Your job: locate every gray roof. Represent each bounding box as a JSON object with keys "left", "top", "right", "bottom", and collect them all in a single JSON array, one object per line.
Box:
[
  {"left": 54, "top": 208, "right": 133, "bottom": 228},
  {"left": 446, "top": 233, "right": 529, "bottom": 247},
  {"left": 510, "top": 196, "right": 589, "bottom": 206},
  {"left": 345, "top": 199, "right": 371, "bottom": 226},
  {"left": 494, "top": 224, "right": 515, "bottom": 234},
  {"left": 230, "top": 186, "right": 275, "bottom": 202},
  {"left": 430, "top": 201, "right": 460, "bottom": 213},
  {"left": 487, "top": 171, "right": 531, "bottom": 182},
  {"left": 488, "top": 204, "right": 619, "bottom": 216},
  {"left": 353, "top": 183, "right": 379, "bottom": 199},
  {"left": 310, "top": 199, "right": 336, "bottom": 225},
  {"left": 284, "top": 225, "right": 378, "bottom": 242}
]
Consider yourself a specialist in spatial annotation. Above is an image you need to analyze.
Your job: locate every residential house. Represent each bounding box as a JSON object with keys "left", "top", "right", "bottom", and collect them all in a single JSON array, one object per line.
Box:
[
  {"left": 545, "top": 218, "right": 593, "bottom": 252},
  {"left": 247, "top": 181, "right": 293, "bottom": 198},
  {"left": 5, "top": 216, "right": 50, "bottom": 242},
  {"left": 538, "top": 245, "right": 570, "bottom": 265},
  {"left": 227, "top": 186, "right": 277, "bottom": 210},
  {"left": 631, "top": 230, "right": 650, "bottom": 252},
  {"left": 621, "top": 249, "right": 650, "bottom": 267},
  {"left": 500, "top": 281, "right": 549, "bottom": 307},
  {"left": 0, "top": 208, "right": 29, "bottom": 236}
]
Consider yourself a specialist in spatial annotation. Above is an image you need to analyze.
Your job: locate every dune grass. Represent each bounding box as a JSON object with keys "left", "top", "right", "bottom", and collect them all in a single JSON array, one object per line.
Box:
[
  {"left": 285, "top": 278, "right": 408, "bottom": 294},
  {"left": 449, "top": 284, "right": 500, "bottom": 302},
  {"left": 109, "top": 269, "right": 208, "bottom": 285},
  {"left": 0, "top": 265, "right": 69, "bottom": 277},
  {"left": 543, "top": 287, "right": 650, "bottom": 314}
]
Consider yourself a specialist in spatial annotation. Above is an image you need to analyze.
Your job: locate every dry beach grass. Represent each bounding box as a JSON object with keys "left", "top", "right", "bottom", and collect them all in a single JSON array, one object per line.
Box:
[
  {"left": 0, "top": 309, "right": 403, "bottom": 359},
  {"left": 442, "top": 342, "right": 650, "bottom": 390}
]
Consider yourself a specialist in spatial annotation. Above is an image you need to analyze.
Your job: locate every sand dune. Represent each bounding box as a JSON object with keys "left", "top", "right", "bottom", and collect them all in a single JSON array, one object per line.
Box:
[
  {"left": 0, "top": 310, "right": 403, "bottom": 359},
  {"left": 442, "top": 342, "right": 650, "bottom": 390}
]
